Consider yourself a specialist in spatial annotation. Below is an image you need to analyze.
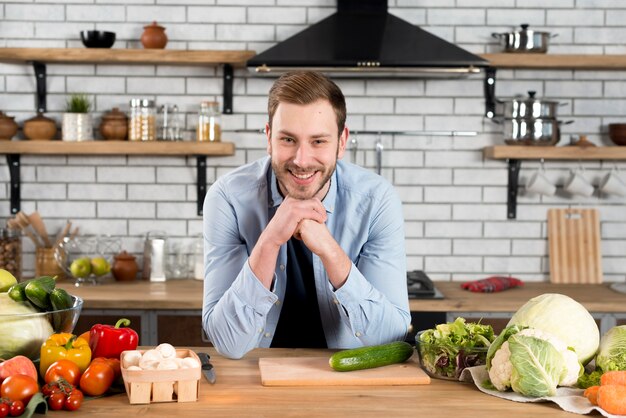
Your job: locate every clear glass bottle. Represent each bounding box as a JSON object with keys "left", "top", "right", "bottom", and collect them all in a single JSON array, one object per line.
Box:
[
  {"left": 196, "top": 101, "right": 221, "bottom": 142},
  {"left": 158, "top": 104, "right": 181, "bottom": 141},
  {"left": 129, "top": 98, "right": 156, "bottom": 141},
  {"left": 0, "top": 228, "right": 21, "bottom": 280}
]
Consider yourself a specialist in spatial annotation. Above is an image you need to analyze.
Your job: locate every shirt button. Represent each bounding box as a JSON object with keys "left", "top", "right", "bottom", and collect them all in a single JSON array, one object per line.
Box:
[
  {"left": 333, "top": 299, "right": 339, "bottom": 305},
  {"left": 279, "top": 264, "right": 285, "bottom": 271},
  {"left": 264, "top": 332, "right": 271, "bottom": 338},
  {"left": 355, "top": 332, "right": 362, "bottom": 337},
  {"left": 275, "top": 300, "right": 281, "bottom": 306}
]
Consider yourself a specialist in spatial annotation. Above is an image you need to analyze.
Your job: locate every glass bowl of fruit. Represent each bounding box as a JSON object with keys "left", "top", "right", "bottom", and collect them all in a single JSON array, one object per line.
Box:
[{"left": 54, "top": 236, "right": 121, "bottom": 286}]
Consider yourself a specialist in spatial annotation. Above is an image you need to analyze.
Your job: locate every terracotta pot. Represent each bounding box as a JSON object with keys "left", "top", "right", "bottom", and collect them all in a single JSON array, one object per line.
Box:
[
  {"left": 141, "top": 21, "right": 168, "bottom": 49},
  {"left": 0, "top": 111, "right": 18, "bottom": 140},
  {"left": 23, "top": 112, "right": 57, "bottom": 140},
  {"left": 112, "top": 250, "right": 139, "bottom": 281},
  {"left": 99, "top": 107, "right": 128, "bottom": 140}
]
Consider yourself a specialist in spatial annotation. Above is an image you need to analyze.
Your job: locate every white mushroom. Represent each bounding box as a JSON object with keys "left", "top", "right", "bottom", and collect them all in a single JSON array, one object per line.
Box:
[
  {"left": 156, "top": 343, "right": 177, "bottom": 359},
  {"left": 122, "top": 350, "right": 142, "bottom": 369}
]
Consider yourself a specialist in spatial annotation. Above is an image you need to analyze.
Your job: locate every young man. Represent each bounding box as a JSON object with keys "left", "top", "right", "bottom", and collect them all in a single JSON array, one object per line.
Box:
[{"left": 202, "top": 71, "right": 410, "bottom": 359}]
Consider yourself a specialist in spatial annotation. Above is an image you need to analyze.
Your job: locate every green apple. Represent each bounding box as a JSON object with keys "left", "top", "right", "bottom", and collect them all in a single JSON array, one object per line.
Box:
[
  {"left": 0, "top": 268, "right": 17, "bottom": 292},
  {"left": 91, "top": 257, "right": 111, "bottom": 276},
  {"left": 70, "top": 257, "right": 92, "bottom": 278}
]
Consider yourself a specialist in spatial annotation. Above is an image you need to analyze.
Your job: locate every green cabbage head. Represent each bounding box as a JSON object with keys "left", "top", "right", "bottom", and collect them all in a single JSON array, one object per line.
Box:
[
  {"left": 507, "top": 293, "right": 599, "bottom": 365},
  {"left": 596, "top": 325, "right": 626, "bottom": 372},
  {"left": 0, "top": 293, "right": 54, "bottom": 360}
]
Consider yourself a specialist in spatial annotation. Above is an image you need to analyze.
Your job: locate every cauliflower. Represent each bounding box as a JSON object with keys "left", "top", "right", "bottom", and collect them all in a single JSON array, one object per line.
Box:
[{"left": 487, "top": 326, "right": 583, "bottom": 397}]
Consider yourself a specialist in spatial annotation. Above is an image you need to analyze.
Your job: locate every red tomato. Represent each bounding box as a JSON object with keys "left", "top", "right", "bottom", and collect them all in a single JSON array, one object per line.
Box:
[
  {"left": 8, "top": 401, "right": 23, "bottom": 417},
  {"left": 79, "top": 362, "right": 114, "bottom": 396},
  {"left": 41, "top": 382, "right": 62, "bottom": 397},
  {"left": 64, "top": 389, "right": 83, "bottom": 411},
  {"left": 44, "top": 359, "right": 81, "bottom": 386},
  {"left": 47, "top": 393, "right": 65, "bottom": 411},
  {"left": 0, "top": 375, "right": 38, "bottom": 404},
  {"left": 0, "top": 403, "right": 8, "bottom": 418},
  {"left": 91, "top": 357, "right": 121, "bottom": 380}
]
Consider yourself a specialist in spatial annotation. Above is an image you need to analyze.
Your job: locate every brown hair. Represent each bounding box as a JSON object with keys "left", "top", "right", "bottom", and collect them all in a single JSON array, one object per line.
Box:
[{"left": 267, "top": 71, "right": 346, "bottom": 135}]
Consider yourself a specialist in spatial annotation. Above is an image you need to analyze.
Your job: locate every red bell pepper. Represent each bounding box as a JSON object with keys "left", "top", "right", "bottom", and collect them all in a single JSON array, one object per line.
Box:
[{"left": 89, "top": 318, "right": 139, "bottom": 359}]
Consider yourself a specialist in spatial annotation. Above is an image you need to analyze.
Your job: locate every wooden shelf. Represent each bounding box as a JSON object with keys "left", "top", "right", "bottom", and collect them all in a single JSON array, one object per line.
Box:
[
  {"left": 0, "top": 47, "right": 255, "bottom": 66},
  {"left": 484, "top": 145, "right": 626, "bottom": 160},
  {"left": 0, "top": 140, "right": 235, "bottom": 156},
  {"left": 480, "top": 53, "right": 626, "bottom": 70}
]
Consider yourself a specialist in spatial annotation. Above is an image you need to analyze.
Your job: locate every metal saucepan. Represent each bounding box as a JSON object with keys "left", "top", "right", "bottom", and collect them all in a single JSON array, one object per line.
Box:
[
  {"left": 499, "top": 118, "right": 574, "bottom": 146},
  {"left": 497, "top": 91, "right": 566, "bottom": 119},
  {"left": 492, "top": 24, "right": 558, "bottom": 53}
]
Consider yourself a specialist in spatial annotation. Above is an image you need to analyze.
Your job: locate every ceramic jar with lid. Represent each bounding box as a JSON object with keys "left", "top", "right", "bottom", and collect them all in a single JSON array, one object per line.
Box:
[
  {"left": 141, "top": 21, "right": 168, "bottom": 49},
  {"left": 23, "top": 112, "right": 57, "bottom": 140},
  {"left": 0, "top": 111, "right": 19, "bottom": 140},
  {"left": 112, "top": 250, "right": 139, "bottom": 281},
  {"left": 99, "top": 107, "right": 128, "bottom": 140}
]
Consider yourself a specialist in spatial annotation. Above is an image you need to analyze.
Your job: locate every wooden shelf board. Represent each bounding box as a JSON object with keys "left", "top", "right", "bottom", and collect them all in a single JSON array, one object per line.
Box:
[
  {"left": 0, "top": 48, "right": 255, "bottom": 66},
  {"left": 0, "top": 140, "right": 235, "bottom": 156},
  {"left": 484, "top": 145, "right": 626, "bottom": 160},
  {"left": 480, "top": 53, "right": 626, "bottom": 70}
]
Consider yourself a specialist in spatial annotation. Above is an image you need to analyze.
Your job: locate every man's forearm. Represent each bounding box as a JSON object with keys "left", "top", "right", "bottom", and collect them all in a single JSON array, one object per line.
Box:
[
  {"left": 318, "top": 240, "right": 352, "bottom": 290},
  {"left": 248, "top": 231, "right": 280, "bottom": 289}
]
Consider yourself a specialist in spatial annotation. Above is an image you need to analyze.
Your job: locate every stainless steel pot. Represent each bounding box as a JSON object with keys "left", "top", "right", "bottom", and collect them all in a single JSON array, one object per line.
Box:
[
  {"left": 492, "top": 24, "right": 557, "bottom": 53},
  {"left": 501, "top": 118, "right": 573, "bottom": 146},
  {"left": 498, "top": 91, "right": 565, "bottom": 119}
]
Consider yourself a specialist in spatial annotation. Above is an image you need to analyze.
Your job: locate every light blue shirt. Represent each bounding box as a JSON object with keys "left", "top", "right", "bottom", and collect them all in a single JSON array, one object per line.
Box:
[{"left": 202, "top": 156, "right": 410, "bottom": 359}]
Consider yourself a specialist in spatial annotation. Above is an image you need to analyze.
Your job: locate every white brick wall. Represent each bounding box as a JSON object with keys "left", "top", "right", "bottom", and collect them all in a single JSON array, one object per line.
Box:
[{"left": 0, "top": 1, "right": 625, "bottom": 280}]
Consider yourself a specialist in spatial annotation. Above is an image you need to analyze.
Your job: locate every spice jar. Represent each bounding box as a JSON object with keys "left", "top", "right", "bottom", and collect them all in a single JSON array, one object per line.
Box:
[
  {"left": 128, "top": 99, "right": 156, "bottom": 141},
  {"left": 23, "top": 112, "right": 57, "bottom": 140},
  {"left": 196, "top": 101, "right": 221, "bottom": 142},
  {"left": 112, "top": 251, "right": 138, "bottom": 282},
  {"left": 0, "top": 111, "right": 19, "bottom": 140},
  {"left": 99, "top": 107, "right": 128, "bottom": 140},
  {"left": 0, "top": 228, "right": 21, "bottom": 280}
]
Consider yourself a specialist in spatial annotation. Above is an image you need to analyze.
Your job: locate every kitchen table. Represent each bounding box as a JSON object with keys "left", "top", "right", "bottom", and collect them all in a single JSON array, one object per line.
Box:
[{"left": 60, "top": 347, "right": 584, "bottom": 417}]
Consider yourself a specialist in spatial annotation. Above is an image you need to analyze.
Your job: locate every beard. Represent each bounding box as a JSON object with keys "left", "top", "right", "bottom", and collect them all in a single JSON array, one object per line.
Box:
[{"left": 271, "top": 159, "right": 336, "bottom": 201}]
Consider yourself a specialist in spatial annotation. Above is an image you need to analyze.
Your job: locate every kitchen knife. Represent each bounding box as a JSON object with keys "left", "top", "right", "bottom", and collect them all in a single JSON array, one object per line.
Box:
[{"left": 197, "top": 352, "right": 216, "bottom": 384}]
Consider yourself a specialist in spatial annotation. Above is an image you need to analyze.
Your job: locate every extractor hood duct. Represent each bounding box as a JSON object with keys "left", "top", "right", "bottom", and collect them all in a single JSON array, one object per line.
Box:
[{"left": 247, "top": 0, "right": 489, "bottom": 77}]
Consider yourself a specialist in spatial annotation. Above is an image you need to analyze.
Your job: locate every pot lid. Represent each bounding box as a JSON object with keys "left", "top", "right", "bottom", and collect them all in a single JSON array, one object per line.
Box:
[
  {"left": 115, "top": 250, "right": 136, "bottom": 261},
  {"left": 102, "top": 107, "right": 128, "bottom": 121},
  {"left": 0, "top": 111, "right": 15, "bottom": 120},
  {"left": 517, "top": 24, "right": 551, "bottom": 35},
  {"left": 25, "top": 112, "right": 55, "bottom": 123},
  {"left": 512, "top": 91, "right": 560, "bottom": 105}
]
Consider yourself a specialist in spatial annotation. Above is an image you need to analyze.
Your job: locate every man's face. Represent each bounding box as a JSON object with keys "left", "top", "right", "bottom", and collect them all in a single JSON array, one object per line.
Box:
[{"left": 266, "top": 99, "right": 348, "bottom": 200}]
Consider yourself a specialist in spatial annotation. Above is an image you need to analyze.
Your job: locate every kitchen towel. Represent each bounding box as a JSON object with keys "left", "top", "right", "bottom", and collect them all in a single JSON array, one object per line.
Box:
[
  {"left": 460, "top": 365, "right": 620, "bottom": 418},
  {"left": 460, "top": 276, "right": 524, "bottom": 293}
]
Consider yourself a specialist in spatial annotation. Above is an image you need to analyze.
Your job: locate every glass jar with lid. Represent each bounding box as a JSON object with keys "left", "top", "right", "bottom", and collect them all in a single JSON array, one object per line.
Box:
[
  {"left": 128, "top": 98, "right": 156, "bottom": 141},
  {"left": 0, "top": 228, "right": 21, "bottom": 280},
  {"left": 196, "top": 101, "right": 221, "bottom": 142}
]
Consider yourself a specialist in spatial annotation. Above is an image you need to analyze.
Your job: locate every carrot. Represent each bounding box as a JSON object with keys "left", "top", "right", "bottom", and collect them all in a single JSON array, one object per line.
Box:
[
  {"left": 597, "top": 385, "right": 626, "bottom": 415},
  {"left": 584, "top": 385, "right": 600, "bottom": 406},
  {"left": 600, "top": 370, "right": 626, "bottom": 387}
]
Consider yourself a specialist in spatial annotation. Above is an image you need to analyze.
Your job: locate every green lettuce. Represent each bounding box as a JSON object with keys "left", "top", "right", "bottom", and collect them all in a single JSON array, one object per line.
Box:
[{"left": 596, "top": 325, "right": 626, "bottom": 372}]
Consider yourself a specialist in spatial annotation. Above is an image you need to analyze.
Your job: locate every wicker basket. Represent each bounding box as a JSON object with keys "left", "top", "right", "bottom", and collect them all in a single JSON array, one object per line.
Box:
[{"left": 120, "top": 348, "right": 201, "bottom": 404}]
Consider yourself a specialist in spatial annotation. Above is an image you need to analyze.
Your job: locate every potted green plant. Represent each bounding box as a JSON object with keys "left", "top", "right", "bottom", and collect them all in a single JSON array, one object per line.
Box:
[{"left": 62, "top": 93, "right": 93, "bottom": 141}]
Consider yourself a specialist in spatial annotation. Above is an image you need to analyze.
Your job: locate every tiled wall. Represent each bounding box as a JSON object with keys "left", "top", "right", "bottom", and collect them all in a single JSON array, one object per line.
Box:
[{"left": 1, "top": 1, "right": 625, "bottom": 281}]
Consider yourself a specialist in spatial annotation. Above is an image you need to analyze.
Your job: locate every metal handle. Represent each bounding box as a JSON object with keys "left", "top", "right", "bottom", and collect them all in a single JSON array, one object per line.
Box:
[
  {"left": 350, "top": 134, "right": 358, "bottom": 165},
  {"left": 375, "top": 136, "right": 383, "bottom": 175}
]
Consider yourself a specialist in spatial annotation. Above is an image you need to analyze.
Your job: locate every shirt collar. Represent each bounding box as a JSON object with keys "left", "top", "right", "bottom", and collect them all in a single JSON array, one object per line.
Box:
[{"left": 267, "top": 162, "right": 337, "bottom": 214}]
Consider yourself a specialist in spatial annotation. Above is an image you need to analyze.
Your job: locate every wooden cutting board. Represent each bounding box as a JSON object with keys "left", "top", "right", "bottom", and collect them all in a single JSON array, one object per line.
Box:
[
  {"left": 258, "top": 356, "right": 430, "bottom": 386},
  {"left": 547, "top": 208, "right": 603, "bottom": 284}
]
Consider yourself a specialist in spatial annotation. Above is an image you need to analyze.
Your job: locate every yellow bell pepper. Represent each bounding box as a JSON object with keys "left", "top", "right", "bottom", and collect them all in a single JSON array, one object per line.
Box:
[{"left": 39, "top": 332, "right": 92, "bottom": 377}]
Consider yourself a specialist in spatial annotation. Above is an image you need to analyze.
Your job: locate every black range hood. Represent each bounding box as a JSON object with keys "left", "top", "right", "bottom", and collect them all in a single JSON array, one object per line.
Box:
[{"left": 247, "top": 0, "right": 489, "bottom": 77}]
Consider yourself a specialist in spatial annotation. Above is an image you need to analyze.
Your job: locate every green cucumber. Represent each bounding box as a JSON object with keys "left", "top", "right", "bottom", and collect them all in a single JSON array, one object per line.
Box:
[
  {"left": 50, "top": 288, "right": 74, "bottom": 329},
  {"left": 7, "top": 281, "right": 28, "bottom": 302},
  {"left": 24, "top": 276, "right": 56, "bottom": 309},
  {"left": 329, "top": 341, "right": 414, "bottom": 372}
]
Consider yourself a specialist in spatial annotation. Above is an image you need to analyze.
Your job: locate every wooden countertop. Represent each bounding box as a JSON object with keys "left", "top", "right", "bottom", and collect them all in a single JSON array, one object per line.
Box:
[
  {"left": 66, "top": 347, "right": 581, "bottom": 417},
  {"left": 57, "top": 279, "right": 626, "bottom": 313}
]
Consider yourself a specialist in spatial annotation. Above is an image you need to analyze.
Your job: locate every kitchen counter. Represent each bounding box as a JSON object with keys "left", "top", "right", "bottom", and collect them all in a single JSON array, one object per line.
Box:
[
  {"left": 57, "top": 278, "right": 626, "bottom": 313},
  {"left": 65, "top": 347, "right": 581, "bottom": 417}
]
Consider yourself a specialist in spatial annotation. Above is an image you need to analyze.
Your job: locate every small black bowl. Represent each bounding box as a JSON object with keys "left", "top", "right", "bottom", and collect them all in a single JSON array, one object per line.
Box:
[{"left": 80, "top": 31, "right": 116, "bottom": 48}]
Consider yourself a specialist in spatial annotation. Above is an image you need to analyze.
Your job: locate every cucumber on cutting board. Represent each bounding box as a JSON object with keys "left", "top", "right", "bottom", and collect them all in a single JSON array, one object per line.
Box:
[{"left": 329, "top": 341, "right": 414, "bottom": 372}]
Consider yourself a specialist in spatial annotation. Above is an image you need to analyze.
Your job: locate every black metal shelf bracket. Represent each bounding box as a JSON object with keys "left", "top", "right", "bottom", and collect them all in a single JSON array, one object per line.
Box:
[
  {"left": 484, "top": 67, "right": 497, "bottom": 118},
  {"left": 196, "top": 156, "right": 207, "bottom": 216},
  {"left": 507, "top": 159, "right": 522, "bottom": 219},
  {"left": 7, "top": 155, "right": 21, "bottom": 214},
  {"left": 223, "top": 64, "right": 234, "bottom": 115},
  {"left": 33, "top": 61, "right": 47, "bottom": 113}
]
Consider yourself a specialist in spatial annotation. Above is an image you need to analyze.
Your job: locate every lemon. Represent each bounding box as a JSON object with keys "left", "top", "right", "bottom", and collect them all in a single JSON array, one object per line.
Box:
[{"left": 0, "top": 268, "right": 18, "bottom": 292}]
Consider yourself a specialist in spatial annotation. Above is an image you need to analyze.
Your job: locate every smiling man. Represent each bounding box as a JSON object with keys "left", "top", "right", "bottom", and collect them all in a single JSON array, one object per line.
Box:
[{"left": 202, "top": 71, "right": 410, "bottom": 359}]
